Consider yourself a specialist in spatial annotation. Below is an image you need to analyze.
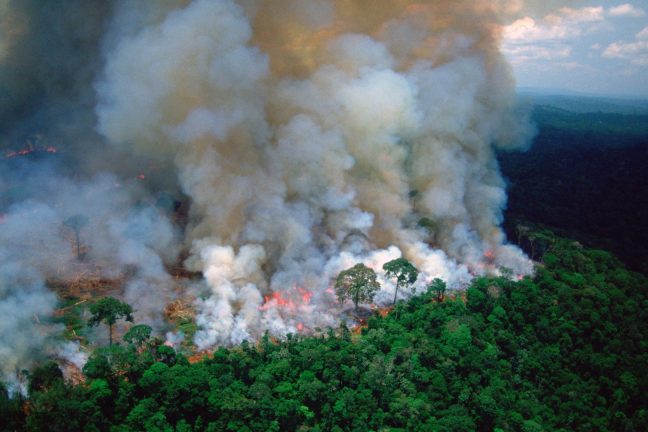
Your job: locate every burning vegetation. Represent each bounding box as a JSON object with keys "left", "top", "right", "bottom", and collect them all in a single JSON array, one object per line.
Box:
[{"left": 0, "top": 0, "right": 537, "bottom": 392}]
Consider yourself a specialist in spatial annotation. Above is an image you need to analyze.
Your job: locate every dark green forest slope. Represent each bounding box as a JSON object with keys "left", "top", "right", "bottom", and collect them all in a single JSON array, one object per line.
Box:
[
  {"left": 500, "top": 104, "right": 648, "bottom": 274},
  {"left": 3, "top": 235, "right": 647, "bottom": 431}
]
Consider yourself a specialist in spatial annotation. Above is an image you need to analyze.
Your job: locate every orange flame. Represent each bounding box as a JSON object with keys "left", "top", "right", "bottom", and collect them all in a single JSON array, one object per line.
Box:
[
  {"left": 4, "top": 145, "right": 58, "bottom": 159},
  {"left": 258, "top": 286, "right": 314, "bottom": 311}
]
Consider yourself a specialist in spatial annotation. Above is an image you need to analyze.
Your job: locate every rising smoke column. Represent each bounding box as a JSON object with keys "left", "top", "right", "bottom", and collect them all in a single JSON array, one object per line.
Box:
[
  {"left": 0, "top": 0, "right": 193, "bottom": 389},
  {"left": 96, "top": 0, "right": 534, "bottom": 349}
]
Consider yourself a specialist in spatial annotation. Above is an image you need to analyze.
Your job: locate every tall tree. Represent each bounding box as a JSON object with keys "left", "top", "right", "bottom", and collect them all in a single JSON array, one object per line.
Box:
[
  {"left": 428, "top": 278, "right": 446, "bottom": 302},
  {"left": 383, "top": 257, "right": 419, "bottom": 305},
  {"left": 63, "top": 214, "right": 89, "bottom": 259},
  {"left": 335, "top": 263, "right": 380, "bottom": 313},
  {"left": 88, "top": 297, "right": 133, "bottom": 346},
  {"left": 123, "top": 324, "right": 153, "bottom": 348}
]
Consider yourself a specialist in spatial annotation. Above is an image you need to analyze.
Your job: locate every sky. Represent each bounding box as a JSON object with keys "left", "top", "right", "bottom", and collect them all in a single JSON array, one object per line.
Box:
[{"left": 503, "top": 1, "right": 648, "bottom": 97}]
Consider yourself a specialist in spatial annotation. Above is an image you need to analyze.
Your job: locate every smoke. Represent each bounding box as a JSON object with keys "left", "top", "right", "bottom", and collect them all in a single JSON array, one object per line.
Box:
[
  {"left": 0, "top": 262, "right": 57, "bottom": 393},
  {"left": 0, "top": 166, "right": 181, "bottom": 389},
  {"left": 0, "top": 0, "right": 537, "bottom": 380},
  {"left": 96, "top": 0, "right": 534, "bottom": 348}
]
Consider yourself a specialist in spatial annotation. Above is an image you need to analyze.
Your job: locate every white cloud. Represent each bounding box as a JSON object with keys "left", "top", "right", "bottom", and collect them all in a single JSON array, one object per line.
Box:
[
  {"left": 608, "top": 4, "right": 646, "bottom": 18},
  {"left": 502, "top": 6, "right": 606, "bottom": 66},
  {"left": 637, "top": 26, "right": 648, "bottom": 40},
  {"left": 554, "top": 6, "right": 605, "bottom": 23},
  {"left": 504, "top": 44, "right": 571, "bottom": 63},
  {"left": 603, "top": 40, "right": 648, "bottom": 66},
  {"left": 504, "top": 7, "right": 605, "bottom": 43},
  {"left": 504, "top": 17, "right": 566, "bottom": 42},
  {"left": 602, "top": 19, "right": 648, "bottom": 67}
]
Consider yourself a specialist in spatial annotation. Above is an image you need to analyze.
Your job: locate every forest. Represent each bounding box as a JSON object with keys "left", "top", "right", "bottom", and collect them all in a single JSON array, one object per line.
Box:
[
  {"left": 2, "top": 96, "right": 648, "bottom": 431},
  {"left": 2, "top": 230, "right": 647, "bottom": 431},
  {"left": 500, "top": 98, "right": 648, "bottom": 275}
]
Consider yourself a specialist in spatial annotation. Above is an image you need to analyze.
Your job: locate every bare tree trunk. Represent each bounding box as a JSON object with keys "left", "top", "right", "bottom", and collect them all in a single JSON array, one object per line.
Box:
[
  {"left": 393, "top": 283, "right": 400, "bottom": 305},
  {"left": 109, "top": 324, "right": 113, "bottom": 346},
  {"left": 354, "top": 291, "right": 360, "bottom": 314}
]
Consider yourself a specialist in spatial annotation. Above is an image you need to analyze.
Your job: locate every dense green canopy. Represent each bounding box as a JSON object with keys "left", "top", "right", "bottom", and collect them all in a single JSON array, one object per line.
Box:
[
  {"left": 3, "top": 234, "right": 647, "bottom": 431},
  {"left": 335, "top": 263, "right": 380, "bottom": 313}
]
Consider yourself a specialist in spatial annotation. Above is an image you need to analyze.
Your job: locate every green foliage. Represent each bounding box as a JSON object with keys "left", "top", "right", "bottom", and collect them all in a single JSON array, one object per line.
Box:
[
  {"left": 499, "top": 107, "right": 648, "bottom": 274},
  {"left": 0, "top": 381, "right": 25, "bottom": 431},
  {"left": 428, "top": 278, "right": 446, "bottom": 301},
  {"left": 88, "top": 297, "right": 134, "bottom": 346},
  {"left": 28, "top": 362, "right": 63, "bottom": 395},
  {"left": 53, "top": 297, "right": 89, "bottom": 342},
  {"left": 123, "top": 324, "right": 153, "bottom": 347},
  {"left": 383, "top": 258, "right": 419, "bottom": 305},
  {"left": 15, "top": 234, "right": 648, "bottom": 431},
  {"left": 177, "top": 318, "right": 199, "bottom": 350},
  {"left": 334, "top": 263, "right": 380, "bottom": 313}
]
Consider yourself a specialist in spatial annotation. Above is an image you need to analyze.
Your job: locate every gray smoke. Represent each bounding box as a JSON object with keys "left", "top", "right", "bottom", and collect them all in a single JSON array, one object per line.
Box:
[
  {"left": 1, "top": 0, "right": 538, "bottom": 384},
  {"left": 97, "top": 0, "right": 535, "bottom": 349}
]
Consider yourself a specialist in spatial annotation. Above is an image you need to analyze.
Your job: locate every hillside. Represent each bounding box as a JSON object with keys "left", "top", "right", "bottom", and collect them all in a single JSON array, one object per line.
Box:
[{"left": 500, "top": 100, "right": 648, "bottom": 274}]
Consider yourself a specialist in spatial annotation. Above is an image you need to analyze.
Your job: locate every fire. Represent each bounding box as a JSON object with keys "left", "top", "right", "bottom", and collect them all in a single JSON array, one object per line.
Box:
[
  {"left": 296, "top": 323, "right": 304, "bottom": 332},
  {"left": 258, "top": 286, "right": 313, "bottom": 311},
  {"left": 298, "top": 287, "right": 313, "bottom": 303},
  {"left": 4, "top": 142, "right": 58, "bottom": 159},
  {"left": 261, "top": 291, "right": 296, "bottom": 309},
  {"left": 5, "top": 148, "right": 33, "bottom": 158}
]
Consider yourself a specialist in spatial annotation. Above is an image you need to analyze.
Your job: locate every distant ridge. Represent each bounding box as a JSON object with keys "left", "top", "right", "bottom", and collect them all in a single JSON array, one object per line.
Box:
[
  {"left": 516, "top": 88, "right": 648, "bottom": 115},
  {"left": 516, "top": 86, "right": 648, "bottom": 100}
]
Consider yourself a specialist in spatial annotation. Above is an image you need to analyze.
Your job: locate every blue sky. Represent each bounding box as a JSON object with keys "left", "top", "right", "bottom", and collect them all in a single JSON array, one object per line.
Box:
[{"left": 503, "top": 1, "right": 648, "bottom": 97}]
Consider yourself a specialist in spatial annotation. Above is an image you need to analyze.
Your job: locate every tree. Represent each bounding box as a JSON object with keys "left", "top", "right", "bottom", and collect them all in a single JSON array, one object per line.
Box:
[
  {"left": 335, "top": 263, "right": 380, "bottom": 313},
  {"left": 63, "top": 214, "right": 89, "bottom": 260},
  {"left": 383, "top": 257, "right": 419, "bottom": 305},
  {"left": 28, "top": 361, "right": 64, "bottom": 394},
  {"left": 123, "top": 324, "right": 153, "bottom": 348},
  {"left": 88, "top": 297, "right": 134, "bottom": 346},
  {"left": 428, "top": 278, "right": 446, "bottom": 302}
]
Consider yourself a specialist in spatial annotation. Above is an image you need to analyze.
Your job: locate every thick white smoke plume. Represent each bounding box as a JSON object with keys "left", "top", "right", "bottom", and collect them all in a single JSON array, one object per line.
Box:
[
  {"left": 0, "top": 0, "right": 536, "bottom": 387},
  {"left": 96, "top": 0, "right": 534, "bottom": 349}
]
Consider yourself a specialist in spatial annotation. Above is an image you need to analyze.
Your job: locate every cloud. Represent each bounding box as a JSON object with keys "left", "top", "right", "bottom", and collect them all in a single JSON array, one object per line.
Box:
[
  {"left": 504, "top": 44, "right": 571, "bottom": 63},
  {"left": 608, "top": 4, "right": 645, "bottom": 18},
  {"left": 603, "top": 20, "right": 648, "bottom": 67},
  {"left": 502, "top": 6, "right": 604, "bottom": 65},
  {"left": 637, "top": 26, "right": 648, "bottom": 40},
  {"left": 504, "top": 7, "right": 605, "bottom": 43},
  {"left": 504, "top": 17, "right": 568, "bottom": 43},
  {"left": 603, "top": 39, "right": 648, "bottom": 66},
  {"left": 554, "top": 6, "right": 605, "bottom": 23},
  {"left": 504, "top": 7, "right": 604, "bottom": 43}
]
